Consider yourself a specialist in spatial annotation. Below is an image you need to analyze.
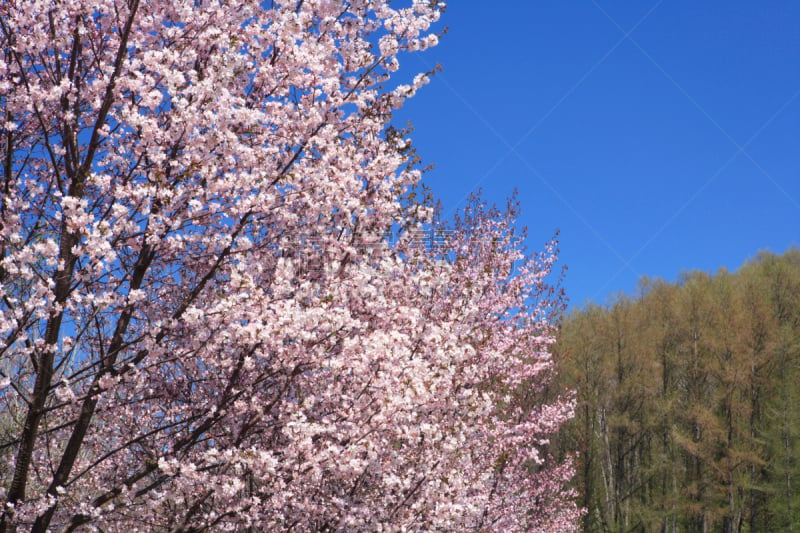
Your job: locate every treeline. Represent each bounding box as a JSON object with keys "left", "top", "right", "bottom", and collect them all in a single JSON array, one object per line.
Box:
[{"left": 551, "top": 249, "right": 800, "bottom": 532}]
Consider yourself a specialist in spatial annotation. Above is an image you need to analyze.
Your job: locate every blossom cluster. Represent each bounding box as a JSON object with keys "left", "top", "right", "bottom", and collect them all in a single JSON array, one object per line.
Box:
[{"left": 0, "top": 0, "right": 579, "bottom": 531}]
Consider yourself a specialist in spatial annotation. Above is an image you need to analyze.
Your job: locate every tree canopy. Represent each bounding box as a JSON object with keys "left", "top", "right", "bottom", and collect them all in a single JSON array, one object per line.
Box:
[
  {"left": 0, "top": 0, "right": 579, "bottom": 531},
  {"left": 553, "top": 249, "right": 800, "bottom": 532}
]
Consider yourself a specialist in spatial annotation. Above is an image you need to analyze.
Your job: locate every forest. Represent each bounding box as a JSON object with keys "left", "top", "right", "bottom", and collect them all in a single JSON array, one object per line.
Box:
[{"left": 551, "top": 249, "right": 800, "bottom": 532}]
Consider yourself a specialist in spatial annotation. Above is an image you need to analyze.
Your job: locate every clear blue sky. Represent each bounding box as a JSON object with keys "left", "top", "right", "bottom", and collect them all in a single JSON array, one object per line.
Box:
[{"left": 393, "top": 1, "right": 800, "bottom": 308}]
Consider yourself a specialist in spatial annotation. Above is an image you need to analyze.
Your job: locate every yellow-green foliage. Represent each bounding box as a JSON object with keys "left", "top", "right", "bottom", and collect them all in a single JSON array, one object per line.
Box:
[{"left": 552, "top": 249, "right": 800, "bottom": 532}]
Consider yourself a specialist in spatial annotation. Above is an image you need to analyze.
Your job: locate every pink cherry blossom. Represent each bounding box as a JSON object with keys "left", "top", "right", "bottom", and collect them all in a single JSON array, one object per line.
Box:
[{"left": 0, "top": 0, "right": 580, "bottom": 531}]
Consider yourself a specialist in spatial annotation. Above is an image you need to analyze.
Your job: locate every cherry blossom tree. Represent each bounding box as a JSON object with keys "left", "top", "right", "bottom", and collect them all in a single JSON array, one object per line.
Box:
[{"left": 0, "top": 0, "right": 580, "bottom": 530}]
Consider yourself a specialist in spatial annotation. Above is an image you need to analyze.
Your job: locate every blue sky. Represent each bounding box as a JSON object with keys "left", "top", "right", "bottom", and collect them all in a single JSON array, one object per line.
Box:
[{"left": 393, "top": 1, "right": 800, "bottom": 308}]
